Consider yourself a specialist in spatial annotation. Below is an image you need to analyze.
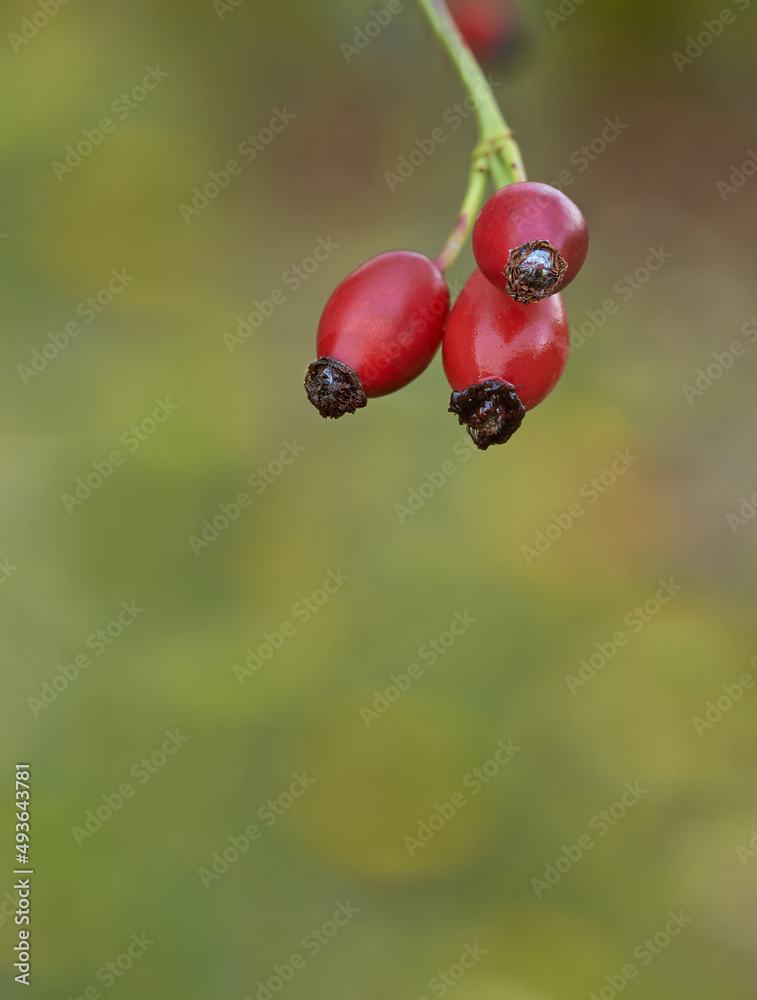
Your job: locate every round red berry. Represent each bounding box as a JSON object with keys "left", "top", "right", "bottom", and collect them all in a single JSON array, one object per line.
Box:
[
  {"left": 449, "top": 0, "right": 520, "bottom": 65},
  {"left": 442, "top": 268, "right": 570, "bottom": 448},
  {"left": 305, "top": 251, "right": 450, "bottom": 419},
  {"left": 472, "top": 181, "right": 589, "bottom": 304}
]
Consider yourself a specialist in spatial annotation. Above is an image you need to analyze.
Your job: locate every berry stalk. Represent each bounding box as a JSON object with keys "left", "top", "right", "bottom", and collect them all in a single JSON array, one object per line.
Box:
[
  {"left": 417, "top": 0, "right": 526, "bottom": 272},
  {"left": 433, "top": 151, "right": 488, "bottom": 272}
]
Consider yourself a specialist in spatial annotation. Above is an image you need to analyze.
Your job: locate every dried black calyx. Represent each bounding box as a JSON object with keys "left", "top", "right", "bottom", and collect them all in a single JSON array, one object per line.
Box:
[
  {"left": 504, "top": 239, "right": 567, "bottom": 304},
  {"left": 448, "top": 378, "right": 526, "bottom": 450},
  {"left": 304, "top": 357, "right": 367, "bottom": 419}
]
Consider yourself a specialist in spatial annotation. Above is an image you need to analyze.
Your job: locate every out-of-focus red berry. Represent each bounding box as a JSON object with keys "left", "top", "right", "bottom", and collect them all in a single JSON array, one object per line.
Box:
[{"left": 449, "top": 0, "right": 520, "bottom": 65}]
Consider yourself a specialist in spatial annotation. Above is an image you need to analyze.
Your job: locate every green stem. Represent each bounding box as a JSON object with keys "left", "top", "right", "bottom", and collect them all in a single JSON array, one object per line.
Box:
[
  {"left": 417, "top": 0, "right": 527, "bottom": 272},
  {"left": 488, "top": 144, "right": 513, "bottom": 189},
  {"left": 434, "top": 154, "right": 488, "bottom": 273},
  {"left": 416, "top": 0, "right": 526, "bottom": 183}
]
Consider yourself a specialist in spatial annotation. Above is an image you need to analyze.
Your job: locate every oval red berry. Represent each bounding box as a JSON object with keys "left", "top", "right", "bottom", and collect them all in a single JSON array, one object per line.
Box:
[
  {"left": 442, "top": 268, "right": 570, "bottom": 411},
  {"left": 317, "top": 250, "right": 450, "bottom": 398}
]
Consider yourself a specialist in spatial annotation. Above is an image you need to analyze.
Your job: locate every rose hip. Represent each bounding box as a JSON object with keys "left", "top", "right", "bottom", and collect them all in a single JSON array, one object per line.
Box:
[
  {"left": 449, "top": 0, "right": 521, "bottom": 65},
  {"left": 472, "top": 181, "right": 589, "bottom": 303},
  {"left": 305, "top": 251, "right": 450, "bottom": 419},
  {"left": 442, "top": 268, "right": 570, "bottom": 448}
]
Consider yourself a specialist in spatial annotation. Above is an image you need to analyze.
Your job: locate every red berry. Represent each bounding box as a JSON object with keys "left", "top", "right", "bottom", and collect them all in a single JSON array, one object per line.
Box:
[
  {"left": 449, "top": 0, "right": 520, "bottom": 65},
  {"left": 472, "top": 182, "right": 589, "bottom": 304},
  {"left": 442, "top": 269, "right": 570, "bottom": 448},
  {"left": 305, "top": 251, "right": 450, "bottom": 419}
]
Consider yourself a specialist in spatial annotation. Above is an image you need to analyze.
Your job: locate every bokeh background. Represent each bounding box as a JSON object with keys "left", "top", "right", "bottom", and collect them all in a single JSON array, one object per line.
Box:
[{"left": 2, "top": 0, "right": 757, "bottom": 997}]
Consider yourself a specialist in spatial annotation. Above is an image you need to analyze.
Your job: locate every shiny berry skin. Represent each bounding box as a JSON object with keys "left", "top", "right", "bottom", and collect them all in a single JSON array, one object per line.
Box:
[
  {"left": 449, "top": 0, "right": 520, "bottom": 65},
  {"left": 442, "top": 268, "right": 570, "bottom": 449},
  {"left": 305, "top": 251, "right": 450, "bottom": 419},
  {"left": 472, "top": 182, "right": 589, "bottom": 304}
]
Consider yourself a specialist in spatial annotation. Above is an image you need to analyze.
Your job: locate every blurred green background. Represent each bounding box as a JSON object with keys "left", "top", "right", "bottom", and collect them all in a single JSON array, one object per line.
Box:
[{"left": 1, "top": 0, "right": 757, "bottom": 997}]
